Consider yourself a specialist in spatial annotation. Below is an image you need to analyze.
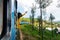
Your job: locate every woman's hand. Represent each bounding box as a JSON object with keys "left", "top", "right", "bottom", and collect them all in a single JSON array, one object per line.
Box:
[
  {"left": 25, "top": 11, "right": 28, "bottom": 13},
  {"left": 22, "top": 11, "right": 28, "bottom": 16}
]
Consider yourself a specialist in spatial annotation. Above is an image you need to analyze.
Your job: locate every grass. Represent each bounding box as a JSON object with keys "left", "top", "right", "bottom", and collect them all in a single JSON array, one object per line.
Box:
[
  {"left": 19, "top": 18, "right": 60, "bottom": 40},
  {"left": 20, "top": 24, "right": 60, "bottom": 40}
]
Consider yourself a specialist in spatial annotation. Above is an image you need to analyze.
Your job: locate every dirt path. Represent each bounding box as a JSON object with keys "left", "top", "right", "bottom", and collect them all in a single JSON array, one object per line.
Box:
[
  {"left": 20, "top": 30, "right": 23, "bottom": 40},
  {"left": 16, "top": 29, "right": 23, "bottom": 40}
]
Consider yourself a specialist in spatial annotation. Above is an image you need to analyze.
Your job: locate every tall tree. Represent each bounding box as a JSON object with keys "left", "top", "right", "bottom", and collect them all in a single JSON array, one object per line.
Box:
[
  {"left": 49, "top": 13, "right": 55, "bottom": 37},
  {"left": 35, "top": 0, "right": 52, "bottom": 40},
  {"left": 31, "top": 3, "right": 36, "bottom": 29}
]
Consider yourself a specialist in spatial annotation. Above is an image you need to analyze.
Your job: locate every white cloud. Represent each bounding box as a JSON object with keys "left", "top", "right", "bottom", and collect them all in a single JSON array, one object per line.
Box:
[
  {"left": 17, "top": 0, "right": 36, "bottom": 11},
  {"left": 17, "top": 0, "right": 35, "bottom": 7}
]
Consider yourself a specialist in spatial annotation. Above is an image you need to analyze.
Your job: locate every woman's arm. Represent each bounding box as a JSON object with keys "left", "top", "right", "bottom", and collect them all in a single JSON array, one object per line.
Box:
[{"left": 22, "top": 11, "right": 27, "bottom": 16}]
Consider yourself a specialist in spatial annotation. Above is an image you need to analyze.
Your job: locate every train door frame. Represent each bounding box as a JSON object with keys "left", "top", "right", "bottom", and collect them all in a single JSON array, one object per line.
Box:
[{"left": 0, "top": 0, "right": 7, "bottom": 39}]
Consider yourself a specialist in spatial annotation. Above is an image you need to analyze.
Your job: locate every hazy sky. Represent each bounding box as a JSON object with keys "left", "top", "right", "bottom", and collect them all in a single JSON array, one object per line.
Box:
[{"left": 12, "top": 0, "right": 60, "bottom": 21}]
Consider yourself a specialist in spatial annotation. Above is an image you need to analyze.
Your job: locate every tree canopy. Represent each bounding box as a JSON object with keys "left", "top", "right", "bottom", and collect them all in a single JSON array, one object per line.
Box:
[{"left": 35, "top": 0, "right": 52, "bottom": 8}]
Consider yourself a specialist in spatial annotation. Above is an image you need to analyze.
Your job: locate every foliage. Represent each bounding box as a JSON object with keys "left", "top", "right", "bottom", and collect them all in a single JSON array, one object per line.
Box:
[
  {"left": 35, "top": 0, "right": 52, "bottom": 8},
  {"left": 21, "top": 24, "right": 60, "bottom": 40},
  {"left": 49, "top": 14, "right": 55, "bottom": 21}
]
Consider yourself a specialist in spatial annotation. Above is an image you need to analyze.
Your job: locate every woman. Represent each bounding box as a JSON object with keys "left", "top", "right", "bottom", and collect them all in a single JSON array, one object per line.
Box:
[{"left": 16, "top": 11, "right": 27, "bottom": 40}]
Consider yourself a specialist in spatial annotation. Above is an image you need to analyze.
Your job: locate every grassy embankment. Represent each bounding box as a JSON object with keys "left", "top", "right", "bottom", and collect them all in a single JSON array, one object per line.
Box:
[{"left": 19, "top": 18, "right": 60, "bottom": 40}]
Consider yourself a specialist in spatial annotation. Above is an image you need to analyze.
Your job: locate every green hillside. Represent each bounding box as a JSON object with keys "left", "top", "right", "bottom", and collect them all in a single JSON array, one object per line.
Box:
[{"left": 21, "top": 24, "right": 60, "bottom": 40}]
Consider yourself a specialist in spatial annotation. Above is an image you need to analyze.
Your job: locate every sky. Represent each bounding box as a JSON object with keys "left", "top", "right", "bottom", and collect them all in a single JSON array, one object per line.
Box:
[{"left": 12, "top": 0, "right": 60, "bottom": 21}]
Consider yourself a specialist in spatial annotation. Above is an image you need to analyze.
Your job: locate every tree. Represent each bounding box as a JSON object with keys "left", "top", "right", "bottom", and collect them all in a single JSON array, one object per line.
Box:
[
  {"left": 35, "top": 0, "right": 52, "bottom": 9},
  {"left": 49, "top": 13, "right": 55, "bottom": 21},
  {"left": 49, "top": 13, "right": 55, "bottom": 37},
  {"left": 35, "top": 0, "right": 52, "bottom": 40},
  {"left": 31, "top": 3, "right": 36, "bottom": 30},
  {"left": 56, "top": 0, "right": 60, "bottom": 8}
]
